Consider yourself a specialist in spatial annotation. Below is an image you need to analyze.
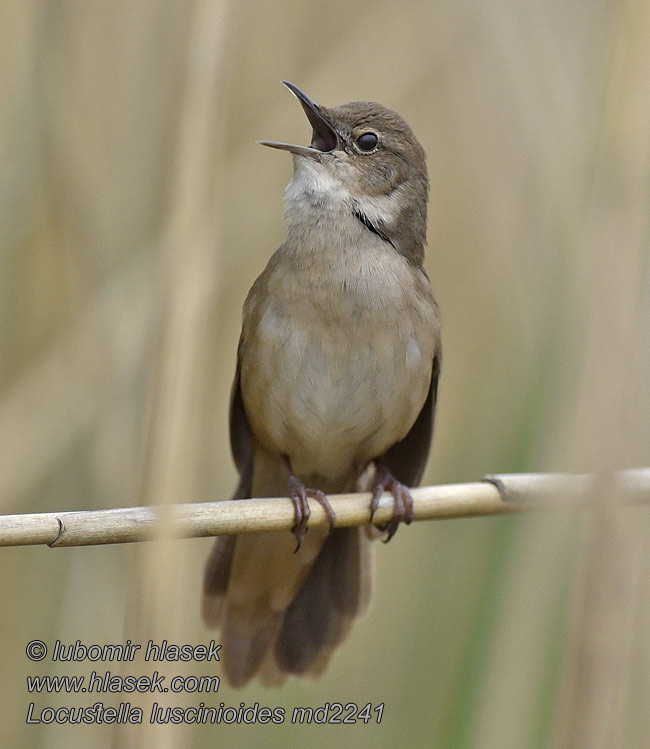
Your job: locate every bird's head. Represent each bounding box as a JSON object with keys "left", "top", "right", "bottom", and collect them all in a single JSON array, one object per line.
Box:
[{"left": 260, "top": 82, "right": 429, "bottom": 264}]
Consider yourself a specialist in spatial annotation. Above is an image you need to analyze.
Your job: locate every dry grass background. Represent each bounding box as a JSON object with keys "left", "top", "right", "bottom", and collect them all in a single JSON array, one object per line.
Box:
[{"left": 2, "top": 1, "right": 650, "bottom": 747}]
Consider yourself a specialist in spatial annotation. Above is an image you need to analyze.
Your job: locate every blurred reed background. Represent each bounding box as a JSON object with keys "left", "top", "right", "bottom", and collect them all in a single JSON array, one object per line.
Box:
[{"left": 2, "top": 0, "right": 650, "bottom": 747}]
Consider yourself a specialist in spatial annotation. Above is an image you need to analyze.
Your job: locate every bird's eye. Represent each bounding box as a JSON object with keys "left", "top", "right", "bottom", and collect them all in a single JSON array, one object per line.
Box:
[{"left": 355, "top": 132, "right": 379, "bottom": 152}]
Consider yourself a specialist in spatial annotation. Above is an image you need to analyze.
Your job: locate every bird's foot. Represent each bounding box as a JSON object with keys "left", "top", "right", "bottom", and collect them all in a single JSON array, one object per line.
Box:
[
  {"left": 369, "top": 465, "right": 414, "bottom": 542},
  {"left": 288, "top": 474, "right": 337, "bottom": 552}
]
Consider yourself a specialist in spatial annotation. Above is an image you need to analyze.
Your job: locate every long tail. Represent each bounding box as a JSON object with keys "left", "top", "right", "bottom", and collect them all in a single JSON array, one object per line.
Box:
[{"left": 203, "top": 526, "right": 372, "bottom": 687}]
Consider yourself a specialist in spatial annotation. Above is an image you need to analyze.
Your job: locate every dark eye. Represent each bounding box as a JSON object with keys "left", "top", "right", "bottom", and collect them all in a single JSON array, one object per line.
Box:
[{"left": 356, "top": 132, "right": 378, "bottom": 152}]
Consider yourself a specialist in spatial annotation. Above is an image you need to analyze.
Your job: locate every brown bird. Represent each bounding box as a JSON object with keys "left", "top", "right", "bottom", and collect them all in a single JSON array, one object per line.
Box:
[{"left": 203, "top": 82, "right": 441, "bottom": 687}]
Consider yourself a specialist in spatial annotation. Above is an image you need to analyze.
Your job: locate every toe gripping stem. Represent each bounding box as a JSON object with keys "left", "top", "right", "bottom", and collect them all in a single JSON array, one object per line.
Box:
[
  {"left": 369, "top": 465, "right": 414, "bottom": 542},
  {"left": 284, "top": 457, "right": 336, "bottom": 552}
]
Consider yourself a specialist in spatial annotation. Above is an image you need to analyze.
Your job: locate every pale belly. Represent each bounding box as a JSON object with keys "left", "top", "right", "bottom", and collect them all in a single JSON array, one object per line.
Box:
[{"left": 240, "top": 267, "right": 436, "bottom": 484}]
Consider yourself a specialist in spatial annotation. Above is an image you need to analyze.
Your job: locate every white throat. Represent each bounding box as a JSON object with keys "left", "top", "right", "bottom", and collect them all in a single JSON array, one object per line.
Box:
[{"left": 284, "top": 156, "right": 401, "bottom": 231}]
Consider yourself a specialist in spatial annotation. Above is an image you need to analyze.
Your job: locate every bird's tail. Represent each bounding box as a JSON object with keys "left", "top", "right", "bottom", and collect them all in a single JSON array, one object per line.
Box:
[{"left": 202, "top": 526, "right": 372, "bottom": 687}]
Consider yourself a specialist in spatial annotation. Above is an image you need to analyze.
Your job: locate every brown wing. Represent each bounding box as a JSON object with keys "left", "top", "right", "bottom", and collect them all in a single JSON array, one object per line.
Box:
[
  {"left": 379, "top": 353, "right": 441, "bottom": 486},
  {"left": 228, "top": 342, "right": 254, "bottom": 499}
]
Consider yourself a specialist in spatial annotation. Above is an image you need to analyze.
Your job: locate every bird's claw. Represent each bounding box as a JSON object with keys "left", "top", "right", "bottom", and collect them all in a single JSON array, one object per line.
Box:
[
  {"left": 288, "top": 475, "right": 337, "bottom": 552},
  {"left": 369, "top": 466, "right": 414, "bottom": 542}
]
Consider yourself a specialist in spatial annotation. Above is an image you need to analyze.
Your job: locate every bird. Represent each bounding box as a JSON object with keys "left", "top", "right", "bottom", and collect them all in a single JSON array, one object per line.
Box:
[{"left": 202, "top": 81, "right": 441, "bottom": 687}]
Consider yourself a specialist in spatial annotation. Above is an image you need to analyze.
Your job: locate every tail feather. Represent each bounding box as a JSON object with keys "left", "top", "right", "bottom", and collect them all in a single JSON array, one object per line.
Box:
[
  {"left": 202, "top": 536, "right": 236, "bottom": 627},
  {"left": 275, "top": 527, "right": 371, "bottom": 674},
  {"left": 202, "top": 527, "right": 371, "bottom": 686},
  {"left": 221, "top": 607, "right": 283, "bottom": 687}
]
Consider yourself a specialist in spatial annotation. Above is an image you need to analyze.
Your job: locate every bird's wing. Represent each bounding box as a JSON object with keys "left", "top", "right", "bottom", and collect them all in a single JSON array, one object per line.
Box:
[
  {"left": 380, "top": 352, "right": 441, "bottom": 486},
  {"left": 228, "top": 339, "right": 254, "bottom": 499}
]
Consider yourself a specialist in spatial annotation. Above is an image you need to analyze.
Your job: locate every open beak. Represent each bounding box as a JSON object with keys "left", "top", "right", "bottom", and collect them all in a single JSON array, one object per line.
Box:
[{"left": 258, "top": 81, "right": 339, "bottom": 158}]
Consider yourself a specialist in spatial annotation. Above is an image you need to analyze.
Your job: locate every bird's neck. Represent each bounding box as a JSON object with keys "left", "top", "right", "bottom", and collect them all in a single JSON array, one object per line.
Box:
[
  {"left": 283, "top": 158, "right": 390, "bottom": 257},
  {"left": 282, "top": 156, "right": 426, "bottom": 265}
]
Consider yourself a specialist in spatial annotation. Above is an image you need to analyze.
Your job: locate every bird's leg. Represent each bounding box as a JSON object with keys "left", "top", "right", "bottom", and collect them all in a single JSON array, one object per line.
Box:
[
  {"left": 283, "top": 456, "right": 337, "bottom": 552},
  {"left": 369, "top": 464, "right": 414, "bottom": 542}
]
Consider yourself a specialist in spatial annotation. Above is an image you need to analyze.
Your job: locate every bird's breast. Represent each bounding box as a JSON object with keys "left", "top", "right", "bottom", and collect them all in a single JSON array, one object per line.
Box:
[{"left": 239, "top": 244, "right": 437, "bottom": 486}]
